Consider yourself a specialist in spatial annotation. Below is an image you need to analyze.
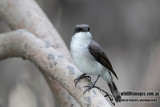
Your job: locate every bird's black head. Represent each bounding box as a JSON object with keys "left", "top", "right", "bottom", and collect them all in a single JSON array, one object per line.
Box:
[{"left": 74, "top": 24, "right": 90, "bottom": 34}]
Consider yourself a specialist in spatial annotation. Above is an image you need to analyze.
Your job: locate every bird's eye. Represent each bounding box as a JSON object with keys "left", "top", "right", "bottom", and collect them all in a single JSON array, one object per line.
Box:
[
  {"left": 83, "top": 27, "right": 89, "bottom": 31},
  {"left": 76, "top": 28, "right": 81, "bottom": 32}
]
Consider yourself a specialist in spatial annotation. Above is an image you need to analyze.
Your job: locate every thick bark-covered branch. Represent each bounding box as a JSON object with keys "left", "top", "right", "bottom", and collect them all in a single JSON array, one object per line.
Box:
[
  {"left": 0, "top": 0, "right": 71, "bottom": 60},
  {"left": 0, "top": 0, "right": 76, "bottom": 106},
  {"left": 0, "top": 0, "right": 110, "bottom": 105},
  {"left": 0, "top": 30, "right": 111, "bottom": 107}
]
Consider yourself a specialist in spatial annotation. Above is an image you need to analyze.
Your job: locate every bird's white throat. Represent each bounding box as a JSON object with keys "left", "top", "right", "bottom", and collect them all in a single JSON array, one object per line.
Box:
[{"left": 72, "top": 32, "right": 92, "bottom": 42}]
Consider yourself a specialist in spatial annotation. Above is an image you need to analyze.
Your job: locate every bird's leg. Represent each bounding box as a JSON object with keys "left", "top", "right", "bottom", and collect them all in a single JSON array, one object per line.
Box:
[
  {"left": 74, "top": 73, "right": 91, "bottom": 86},
  {"left": 83, "top": 75, "right": 101, "bottom": 94},
  {"left": 102, "top": 89, "right": 115, "bottom": 106}
]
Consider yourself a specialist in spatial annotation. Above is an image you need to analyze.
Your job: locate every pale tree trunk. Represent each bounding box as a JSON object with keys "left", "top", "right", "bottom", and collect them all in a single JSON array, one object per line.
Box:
[{"left": 0, "top": 0, "right": 111, "bottom": 107}]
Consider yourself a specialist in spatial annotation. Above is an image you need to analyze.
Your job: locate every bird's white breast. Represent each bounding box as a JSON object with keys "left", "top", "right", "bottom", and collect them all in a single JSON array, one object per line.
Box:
[{"left": 70, "top": 32, "right": 104, "bottom": 75}]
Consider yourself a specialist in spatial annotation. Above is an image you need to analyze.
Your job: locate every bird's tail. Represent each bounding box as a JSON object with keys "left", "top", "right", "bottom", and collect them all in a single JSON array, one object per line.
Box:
[{"left": 108, "top": 81, "right": 121, "bottom": 102}]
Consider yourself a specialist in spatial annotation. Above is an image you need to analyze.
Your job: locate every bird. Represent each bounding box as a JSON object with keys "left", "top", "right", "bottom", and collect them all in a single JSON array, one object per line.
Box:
[{"left": 70, "top": 24, "right": 121, "bottom": 104}]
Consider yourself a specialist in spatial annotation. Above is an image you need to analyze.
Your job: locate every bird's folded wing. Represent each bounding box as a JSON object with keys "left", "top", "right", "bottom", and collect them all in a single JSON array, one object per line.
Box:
[{"left": 88, "top": 40, "right": 118, "bottom": 79}]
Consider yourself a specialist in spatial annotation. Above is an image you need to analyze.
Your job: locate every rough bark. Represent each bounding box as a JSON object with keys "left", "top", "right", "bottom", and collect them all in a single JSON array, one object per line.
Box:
[
  {"left": 0, "top": 0, "right": 71, "bottom": 60},
  {"left": 0, "top": 30, "right": 111, "bottom": 107},
  {"left": 0, "top": 0, "right": 76, "bottom": 106}
]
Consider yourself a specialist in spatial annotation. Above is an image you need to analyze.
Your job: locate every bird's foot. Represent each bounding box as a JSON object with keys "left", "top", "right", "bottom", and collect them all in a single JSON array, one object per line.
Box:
[
  {"left": 83, "top": 84, "right": 101, "bottom": 94},
  {"left": 102, "top": 89, "right": 115, "bottom": 106},
  {"left": 74, "top": 74, "right": 91, "bottom": 86},
  {"left": 114, "top": 91, "right": 122, "bottom": 102}
]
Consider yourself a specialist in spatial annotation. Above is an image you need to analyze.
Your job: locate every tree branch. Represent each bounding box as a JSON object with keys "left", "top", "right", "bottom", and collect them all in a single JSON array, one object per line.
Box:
[
  {"left": 0, "top": 0, "right": 71, "bottom": 60},
  {"left": 0, "top": 0, "right": 76, "bottom": 106},
  {"left": 0, "top": 0, "right": 111, "bottom": 106},
  {"left": 0, "top": 30, "right": 111, "bottom": 107}
]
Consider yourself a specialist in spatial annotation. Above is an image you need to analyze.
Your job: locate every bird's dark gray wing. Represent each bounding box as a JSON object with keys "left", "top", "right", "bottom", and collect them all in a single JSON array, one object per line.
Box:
[{"left": 88, "top": 40, "right": 118, "bottom": 79}]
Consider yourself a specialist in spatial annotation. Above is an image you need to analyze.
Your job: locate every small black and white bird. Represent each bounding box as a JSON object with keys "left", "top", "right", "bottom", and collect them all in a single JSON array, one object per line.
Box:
[{"left": 70, "top": 24, "right": 121, "bottom": 103}]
